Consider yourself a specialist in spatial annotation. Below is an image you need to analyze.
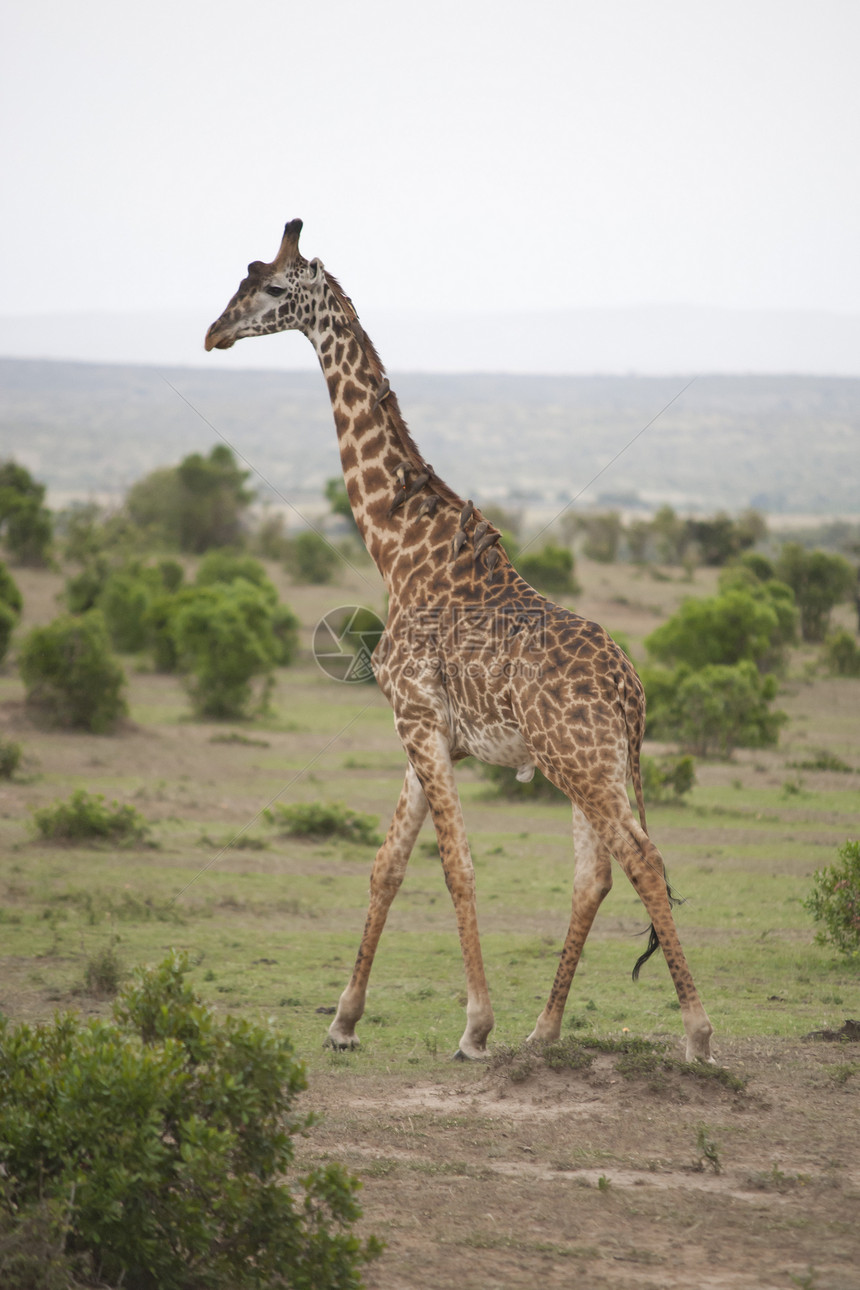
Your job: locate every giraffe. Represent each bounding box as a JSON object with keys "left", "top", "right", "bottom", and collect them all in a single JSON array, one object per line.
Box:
[{"left": 205, "top": 219, "right": 714, "bottom": 1063}]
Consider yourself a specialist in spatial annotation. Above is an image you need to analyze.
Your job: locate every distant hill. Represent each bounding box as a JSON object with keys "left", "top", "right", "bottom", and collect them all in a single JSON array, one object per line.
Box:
[{"left": 1, "top": 357, "right": 859, "bottom": 517}]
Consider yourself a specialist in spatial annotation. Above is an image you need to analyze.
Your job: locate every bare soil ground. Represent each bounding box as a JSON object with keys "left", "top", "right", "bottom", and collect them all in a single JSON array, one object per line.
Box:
[{"left": 301, "top": 1038, "right": 859, "bottom": 1290}]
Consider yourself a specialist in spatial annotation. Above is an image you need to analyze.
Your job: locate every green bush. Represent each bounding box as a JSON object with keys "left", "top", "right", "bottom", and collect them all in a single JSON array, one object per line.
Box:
[
  {"left": 804, "top": 839, "right": 860, "bottom": 960},
  {"left": 0, "top": 599, "right": 17, "bottom": 666},
  {"left": 642, "top": 660, "right": 786, "bottom": 757},
  {"left": 194, "top": 554, "right": 299, "bottom": 667},
  {"left": 265, "top": 801, "right": 383, "bottom": 846},
  {"left": 775, "top": 543, "right": 855, "bottom": 642},
  {"left": 126, "top": 446, "right": 253, "bottom": 553},
  {"left": 172, "top": 583, "right": 279, "bottom": 718},
  {"left": 0, "top": 560, "right": 22, "bottom": 664},
  {"left": 515, "top": 543, "right": 579, "bottom": 595},
  {"left": 290, "top": 530, "right": 339, "bottom": 584},
  {"left": 0, "top": 559, "right": 23, "bottom": 616},
  {"left": 0, "top": 953, "right": 381, "bottom": 1290},
  {"left": 32, "top": 790, "right": 152, "bottom": 847},
  {"left": 823, "top": 629, "right": 860, "bottom": 678},
  {"left": 639, "top": 754, "right": 696, "bottom": 804},
  {"left": 0, "top": 738, "right": 23, "bottom": 780},
  {"left": 645, "top": 585, "right": 794, "bottom": 674},
  {"left": 18, "top": 612, "right": 128, "bottom": 733},
  {"left": 0, "top": 461, "right": 53, "bottom": 566}
]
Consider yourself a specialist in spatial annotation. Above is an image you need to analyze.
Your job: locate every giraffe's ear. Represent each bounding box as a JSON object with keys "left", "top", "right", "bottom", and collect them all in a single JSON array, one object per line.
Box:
[{"left": 308, "top": 257, "right": 325, "bottom": 281}]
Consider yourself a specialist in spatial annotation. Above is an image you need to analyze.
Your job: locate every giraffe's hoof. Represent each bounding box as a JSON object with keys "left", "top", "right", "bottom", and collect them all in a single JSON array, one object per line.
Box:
[
  {"left": 323, "top": 1033, "right": 360, "bottom": 1052},
  {"left": 452, "top": 1047, "right": 489, "bottom": 1062}
]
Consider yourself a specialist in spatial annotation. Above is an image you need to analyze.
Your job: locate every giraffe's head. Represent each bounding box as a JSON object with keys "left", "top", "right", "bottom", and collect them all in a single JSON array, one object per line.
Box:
[{"left": 204, "top": 218, "right": 326, "bottom": 351}]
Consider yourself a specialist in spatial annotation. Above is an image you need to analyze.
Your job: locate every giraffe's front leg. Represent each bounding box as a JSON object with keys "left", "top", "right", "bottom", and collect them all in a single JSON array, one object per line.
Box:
[
  {"left": 400, "top": 723, "right": 494, "bottom": 1060},
  {"left": 326, "top": 763, "right": 428, "bottom": 1050}
]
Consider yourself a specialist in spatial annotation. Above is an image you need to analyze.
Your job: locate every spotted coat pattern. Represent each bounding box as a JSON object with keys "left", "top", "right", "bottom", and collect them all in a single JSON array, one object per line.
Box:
[{"left": 205, "top": 221, "right": 713, "bottom": 1062}]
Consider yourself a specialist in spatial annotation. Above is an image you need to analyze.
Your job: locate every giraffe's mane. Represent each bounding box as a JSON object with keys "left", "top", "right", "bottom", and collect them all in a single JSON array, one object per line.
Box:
[{"left": 324, "top": 271, "right": 465, "bottom": 513}]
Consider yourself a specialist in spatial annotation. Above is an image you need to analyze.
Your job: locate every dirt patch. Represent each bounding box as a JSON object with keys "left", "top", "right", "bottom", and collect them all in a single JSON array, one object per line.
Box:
[{"left": 300, "top": 1039, "right": 860, "bottom": 1290}]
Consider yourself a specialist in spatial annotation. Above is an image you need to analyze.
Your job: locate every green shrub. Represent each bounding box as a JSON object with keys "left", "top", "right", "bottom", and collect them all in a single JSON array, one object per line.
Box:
[
  {"left": 0, "top": 461, "right": 53, "bottom": 566},
  {"left": 0, "top": 599, "right": 17, "bottom": 666},
  {"left": 804, "top": 839, "right": 860, "bottom": 960},
  {"left": 265, "top": 800, "right": 383, "bottom": 845},
  {"left": 0, "top": 559, "right": 22, "bottom": 664},
  {"left": 32, "top": 790, "right": 152, "bottom": 847},
  {"left": 172, "top": 582, "right": 280, "bottom": 718},
  {"left": 0, "top": 739, "right": 23, "bottom": 780},
  {"left": 290, "top": 530, "right": 339, "bottom": 584},
  {"left": 195, "top": 550, "right": 273, "bottom": 595},
  {"left": 642, "top": 660, "right": 786, "bottom": 757},
  {"left": 645, "top": 585, "right": 794, "bottom": 674},
  {"left": 0, "top": 953, "right": 381, "bottom": 1290},
  {"left": 83, "top": 943, "right": 125, "bottom": 997},
  {"left": 775, "top": 543, "right": 855, "bottom": 642},
  {"left": 99, "top": 570, "right": 154, "bottom": 652},
  {"left": 515, "top": 543, "right": 579, "bottom": 595},
  {"left": 639, "top": 754, "right": 696, "bottom": 804},
  {"left": 823, "top": 629, "right": 860, "bottom": 678},
  {"left": 18, "top": 612, "right": 128, "bottom": 733},
  {"left": 0, "top": 559, "right": 23, "bottom": 616}
]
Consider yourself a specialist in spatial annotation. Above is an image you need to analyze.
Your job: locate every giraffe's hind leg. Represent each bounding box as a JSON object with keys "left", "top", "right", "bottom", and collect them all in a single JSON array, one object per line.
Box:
[
  {"left": 326, "top": 763, "right": 428, "bottom": 1050},
  {"left": 528, "top": 803, "right": 613, "bottom": 1043},
  {"left": 584, "top": 788, "right": 713, "bottom": 1062}
]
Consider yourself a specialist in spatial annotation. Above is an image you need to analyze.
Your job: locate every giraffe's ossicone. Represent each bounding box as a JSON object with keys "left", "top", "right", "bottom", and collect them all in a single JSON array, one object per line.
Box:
[{"left": 205, "top": 220, "right": 714, "bottom": 1064}]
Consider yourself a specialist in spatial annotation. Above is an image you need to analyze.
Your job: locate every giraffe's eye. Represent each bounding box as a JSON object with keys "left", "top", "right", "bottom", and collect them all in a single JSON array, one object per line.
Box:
[{"left": 265, "top": 285, "right": 286, "bottom": 298}]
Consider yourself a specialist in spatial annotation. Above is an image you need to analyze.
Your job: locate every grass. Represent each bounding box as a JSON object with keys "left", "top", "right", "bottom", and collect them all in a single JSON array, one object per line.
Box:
[{"left": 2, "top": 562, "right": 859, "bottom": 1079}]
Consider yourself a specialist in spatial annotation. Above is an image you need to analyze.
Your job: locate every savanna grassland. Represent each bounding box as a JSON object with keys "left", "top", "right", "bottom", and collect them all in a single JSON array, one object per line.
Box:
[{"left": 1, "top": 554, "right": 859, "bottom": 1290}]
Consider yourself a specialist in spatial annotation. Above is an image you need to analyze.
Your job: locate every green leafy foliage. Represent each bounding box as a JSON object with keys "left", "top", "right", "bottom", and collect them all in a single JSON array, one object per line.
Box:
[
  {"left": 0, "top": 559, "right": 22, "bottom": 662},
  {"left": 804, "top": 839, "right": 860, "bottom": 960},
  {"left": 642, "top": 660, "right": 786, "bottom": 757},
  {"left": 0, "top": 738, "right": 23, "bottom": 779},
  {"left": 31, "top": 790, "right": 152, "bottom": 847},
  {"left": 18, "top": 612, "right": 128, "bottom": 733},
  {"left": 0, "top": 953, "right": 382, "bottom": 1290},
  {"left": 290, "top": 530, "right": 340, "bottom": 584},
  {"left": 125, "top": 446, "right": 253, "bottom": 553},
  {"left": 639, "top": 754, "right": 696, "bottom": 804},
  {"left": 264, "top": 800, "right": 383, "bottom": 846},
  {"left": 776, "top": 543, "right": 855, "bottom": 642},
  {"left": 515, "top": 543, "right": 579, "bottom": 595},
  {"left": 172, "top": 582, "right": 279, "bottom": 718},
  {"left": 823, "top": 629, "right": 860, "bottom": 678},
  {"left": 0, "top": 461, "right": 53, "bottom": 567},
  {"left": 645, "top": 583, "right": 795, "bottom": 674}
]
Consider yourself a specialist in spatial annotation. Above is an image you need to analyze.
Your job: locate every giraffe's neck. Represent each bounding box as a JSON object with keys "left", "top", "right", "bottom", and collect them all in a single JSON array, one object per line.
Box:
[{"left": 306, "top": 276, "right": 465, "bottom": 594}]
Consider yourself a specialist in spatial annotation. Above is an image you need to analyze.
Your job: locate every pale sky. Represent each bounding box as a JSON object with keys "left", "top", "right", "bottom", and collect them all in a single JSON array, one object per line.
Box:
[{"left": 2, "top": 0, "right": 860, "bottom": 372}]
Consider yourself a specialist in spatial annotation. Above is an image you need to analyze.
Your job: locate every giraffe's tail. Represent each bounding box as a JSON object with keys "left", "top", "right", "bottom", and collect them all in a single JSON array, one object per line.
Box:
[{"left": 621, "top": 666, "right": 684, "bottom": 980}]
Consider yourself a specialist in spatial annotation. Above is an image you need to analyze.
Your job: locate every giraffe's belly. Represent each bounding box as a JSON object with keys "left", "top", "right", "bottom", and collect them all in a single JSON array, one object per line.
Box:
[{"left": 450, "top": 716, "right": 536, "bottom": 782}]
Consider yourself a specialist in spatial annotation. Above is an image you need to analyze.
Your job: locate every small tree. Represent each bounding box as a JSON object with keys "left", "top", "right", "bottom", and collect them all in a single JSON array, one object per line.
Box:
[
  {"left": 0, "top": 559, "right": 22, "bottom": 665},
  {"left": 125, "top": 447, "right": 254, "bottom": 553},
  {"left": 823, "top": 629, "right": 860, "bottom": 678},
  {"left": 0, "top": 460, "right": 53, "bottom": 566},
  {"left": 516, "top": 543, "right": 579, "bottom": 595},
  {"left": 645, "top": 586, "right": 791, "bottom": 674},
  {"left": 804, "top": 839, "right": 860, "bottom": 959},
  {"left": 18, "top": 611, "right": 127, "bottom": 733},
  {"left": 776, "top": 543, "right": 855, "bottom": 642},
  {"left": 172, "top": 582, "right": 279, "bottom": 718},
  {"left": 642, "top": 660, "right": 785, "bottom": 757},
  {"left": 290, "top": 530, "right": 339, "bottom": 584},
  {"left": 0, "top": 953, "right": 381, "bottom": 1290}
]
